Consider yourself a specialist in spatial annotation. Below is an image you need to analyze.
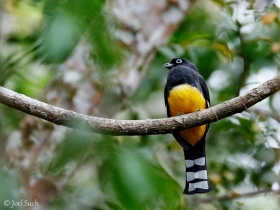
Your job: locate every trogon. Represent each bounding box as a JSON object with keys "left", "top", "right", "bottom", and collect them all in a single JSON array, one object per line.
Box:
[{"left": 163, "top": 58, "right": 212, "bottom": 195}]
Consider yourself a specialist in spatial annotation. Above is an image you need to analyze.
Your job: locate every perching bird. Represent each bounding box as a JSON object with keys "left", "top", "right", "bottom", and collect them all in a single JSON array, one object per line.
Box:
[{"left": 163, "top": 58, "right": 212, "bottom": 195}]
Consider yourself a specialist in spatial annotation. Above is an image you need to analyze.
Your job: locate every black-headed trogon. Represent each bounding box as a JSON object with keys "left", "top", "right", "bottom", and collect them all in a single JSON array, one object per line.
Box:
[{"left": 163, "top": 58, "right": 212, "bottom": 195}]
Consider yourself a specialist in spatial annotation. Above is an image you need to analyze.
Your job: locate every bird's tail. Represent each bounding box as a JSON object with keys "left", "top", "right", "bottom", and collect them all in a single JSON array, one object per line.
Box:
[{"left": 183, "top": 138, "right": 212, "bottom": 195}]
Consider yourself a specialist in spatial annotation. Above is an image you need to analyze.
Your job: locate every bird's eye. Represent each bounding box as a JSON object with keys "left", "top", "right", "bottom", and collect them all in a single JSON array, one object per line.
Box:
[{"left": 176, "top": 59, "right": 182, "bottom": 64}]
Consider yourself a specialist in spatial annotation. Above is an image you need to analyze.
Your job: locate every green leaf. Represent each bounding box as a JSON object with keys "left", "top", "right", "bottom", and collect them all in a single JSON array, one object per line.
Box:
[
  {"left": 234, "top": 168, "right": 246, "bottom": 185},
  {"left": 39, "top": 9, "right": 85, "bottom": 63},
  {"left": 98, "top": 144, "right": 182, "bottom": 210}
]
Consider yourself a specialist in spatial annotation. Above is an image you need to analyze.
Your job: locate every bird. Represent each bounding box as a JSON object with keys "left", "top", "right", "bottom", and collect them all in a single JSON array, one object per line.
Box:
[{"left": 163, "top": 58, "right": 212, "bottom": 195}]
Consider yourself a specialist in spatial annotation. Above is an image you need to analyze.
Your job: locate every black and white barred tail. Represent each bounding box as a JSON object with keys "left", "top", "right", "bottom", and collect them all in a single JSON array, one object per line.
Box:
[{"left": 183, "top": 138, "right": 212, "bottom": 195}]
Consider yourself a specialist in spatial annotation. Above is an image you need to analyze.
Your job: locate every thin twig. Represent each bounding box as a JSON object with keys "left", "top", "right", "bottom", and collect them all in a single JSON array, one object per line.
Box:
[
  {"left": 236, "top": 21, "right": 250, "bottom": 96},
  {"left": 195, "top": 189, "right": 279, "bottom": 203},
  {"left": 247, "top": 108, "right": 280, "bottom": 123}
]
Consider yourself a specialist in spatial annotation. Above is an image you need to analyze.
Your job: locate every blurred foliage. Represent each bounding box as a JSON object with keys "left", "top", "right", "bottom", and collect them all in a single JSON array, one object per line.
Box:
[
  {"left": 0, "top": 162, "right": 20, "bottom": 210},
  {"left": 39, "top": 0, "right": 123, "bottom": 68},
  {"left": 1, "top": 0, "right": 280, "bottom": 210}
]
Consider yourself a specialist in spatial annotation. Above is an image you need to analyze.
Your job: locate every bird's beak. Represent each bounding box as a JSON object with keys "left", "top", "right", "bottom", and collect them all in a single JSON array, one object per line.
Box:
[{"left": 163, "top": 63, "right": 173, "bottom": 68}]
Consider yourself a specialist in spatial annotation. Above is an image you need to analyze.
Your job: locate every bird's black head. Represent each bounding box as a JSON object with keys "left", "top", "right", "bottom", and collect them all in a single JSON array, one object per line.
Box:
[{"left": 163, "top": 58, "right": 197, "bottom": 71}]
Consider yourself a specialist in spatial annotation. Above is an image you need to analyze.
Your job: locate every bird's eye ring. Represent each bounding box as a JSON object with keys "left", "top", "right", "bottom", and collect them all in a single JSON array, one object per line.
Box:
[{"left": 176, "top": 59, "right": 182, "bottom": 64}]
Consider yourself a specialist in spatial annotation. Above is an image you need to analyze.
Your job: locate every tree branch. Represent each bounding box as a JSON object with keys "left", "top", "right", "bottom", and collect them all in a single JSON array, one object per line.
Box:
[
  {"left": 0, "top": 74, "right": 280, "bottom": 136},
  {"left": 195, "top": 189, "right": 279, "bottom": 203},
  {"left": 247, "top": 108, "right": 280, "bottom": 123}
]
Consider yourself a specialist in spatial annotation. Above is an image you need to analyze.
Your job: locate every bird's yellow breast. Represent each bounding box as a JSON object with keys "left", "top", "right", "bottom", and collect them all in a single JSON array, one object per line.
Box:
[{"left": 168, "top": 84, "right": 207, "bottom": 146}]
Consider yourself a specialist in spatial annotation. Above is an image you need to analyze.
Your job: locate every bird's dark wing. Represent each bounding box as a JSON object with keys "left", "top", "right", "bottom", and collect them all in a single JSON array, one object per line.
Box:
[
  {"left": 199, "top": 75, "right": 210, "bottom": 108},
  {"left": 164, "top": 84, "right": 171, "bottom": 117},
  {"left": 198, "top": 74, "right": 211, "bottom": 134}
]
